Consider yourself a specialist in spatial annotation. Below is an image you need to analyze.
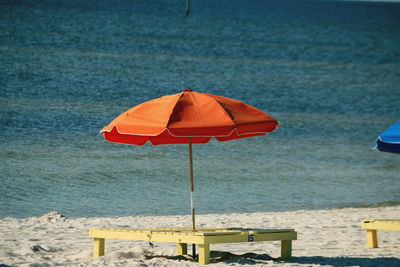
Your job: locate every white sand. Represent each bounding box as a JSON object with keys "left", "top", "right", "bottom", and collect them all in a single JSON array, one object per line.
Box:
[{"left": 0, "top": 206, "right": 399, "bottom": 267}]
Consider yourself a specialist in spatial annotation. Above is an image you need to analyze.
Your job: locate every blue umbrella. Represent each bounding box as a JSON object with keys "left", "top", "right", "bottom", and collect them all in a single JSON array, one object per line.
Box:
[{"left": 373, "top": 120, "right": 400, "bottom": 154}]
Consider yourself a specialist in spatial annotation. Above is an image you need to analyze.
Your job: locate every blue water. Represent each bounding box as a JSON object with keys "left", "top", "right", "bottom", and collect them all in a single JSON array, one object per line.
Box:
[{"left": 1, "top": 0, "right": 400, "bottom": 219}]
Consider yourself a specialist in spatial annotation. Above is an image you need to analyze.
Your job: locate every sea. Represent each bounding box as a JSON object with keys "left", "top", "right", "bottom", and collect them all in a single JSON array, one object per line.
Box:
[{"left": 1, "top": 0, "right": 399, "bottom": 219}]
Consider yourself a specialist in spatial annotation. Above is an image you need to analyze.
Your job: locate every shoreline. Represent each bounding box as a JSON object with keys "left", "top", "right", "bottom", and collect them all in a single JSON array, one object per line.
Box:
[
  {"left": 3, "top": 199, "right": 400, "bottom": 221},
  {"left": 1, "top": 206, "right": 399, "bottom": 266}
]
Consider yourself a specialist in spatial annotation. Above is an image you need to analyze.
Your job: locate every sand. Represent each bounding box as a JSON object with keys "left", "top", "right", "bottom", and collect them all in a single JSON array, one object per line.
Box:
[{"left": 0, "top": 206, "right": 399, "bottom": 267}]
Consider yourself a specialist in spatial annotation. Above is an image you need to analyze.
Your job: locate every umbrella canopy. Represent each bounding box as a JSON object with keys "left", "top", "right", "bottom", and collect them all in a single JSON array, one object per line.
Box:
[
  {"left": 374, "top": 120, "right": 400, "bottom": 154},
  {"left": 101, "top": 89, "right": 279, "bottom": 144},
  {"left": 100, "top": 89, "right": 279, "bottom": 236}
]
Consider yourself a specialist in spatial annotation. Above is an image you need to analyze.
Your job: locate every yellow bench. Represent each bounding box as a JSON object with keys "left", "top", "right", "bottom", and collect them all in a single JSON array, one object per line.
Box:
[
  {"left": 89, "top": 227, "right": 297, "bottom": 265},
  {"left": 361, "top": 219, "right": 400, "bottom": 248}
]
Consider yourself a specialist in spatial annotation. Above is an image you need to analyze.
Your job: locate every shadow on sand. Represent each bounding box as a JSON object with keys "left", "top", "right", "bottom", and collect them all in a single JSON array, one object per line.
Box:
[
  {"left": 145, "top": 251, "right": 273, "bottom": 264},
  {"left": 290, "top": 256, "right": 400, "bottom": 267},
  {"left": 146, "top": 251, "right": 400, "bottom": 266}
]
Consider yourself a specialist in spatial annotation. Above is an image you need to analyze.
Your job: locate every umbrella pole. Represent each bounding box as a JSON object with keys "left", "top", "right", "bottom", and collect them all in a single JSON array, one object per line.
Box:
[{"left": 189, "top": 137, "right": 196, "bottom": 259}]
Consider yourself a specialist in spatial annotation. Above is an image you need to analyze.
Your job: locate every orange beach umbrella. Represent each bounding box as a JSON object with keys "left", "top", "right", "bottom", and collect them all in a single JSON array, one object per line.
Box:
[{"left": 101, "top": 89, "right": 279, "bottom": 231}]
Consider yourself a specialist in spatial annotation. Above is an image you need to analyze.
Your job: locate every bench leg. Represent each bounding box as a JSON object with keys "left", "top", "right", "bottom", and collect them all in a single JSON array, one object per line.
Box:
[
  {"left": 93, "top": 238, "right": 105, "bottom": 258},
  {"left": 366, "top": 229, "right": 378, "bottom": 248},
  {"left": 281, "top": 240, "right": 292, "bottom": 260},
  {"left": 198, "top": 244, "right": 210, "bottom": 265},
  {"left": 177, "top": 243, "right": 187, "bottom": 255}
]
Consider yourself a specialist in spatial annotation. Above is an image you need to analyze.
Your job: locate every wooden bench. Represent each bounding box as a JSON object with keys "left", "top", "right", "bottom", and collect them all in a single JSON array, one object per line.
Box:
[
  {"left": 89, "top": 227, "right": 297, "bottom": 265},
  {"left": 361, "top": 219, "right": 400, "bottom": 248}
]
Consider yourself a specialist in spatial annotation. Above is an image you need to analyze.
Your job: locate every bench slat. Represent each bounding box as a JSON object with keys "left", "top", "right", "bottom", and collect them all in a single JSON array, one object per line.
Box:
[{"left": 362, "top": 220, "right": 400, "bottom": 231}]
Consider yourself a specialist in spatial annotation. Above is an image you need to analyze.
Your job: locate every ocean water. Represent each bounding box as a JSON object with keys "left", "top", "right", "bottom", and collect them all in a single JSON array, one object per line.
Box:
[{"left": 1, "top": 0, "right": 399, "bottom": 219}]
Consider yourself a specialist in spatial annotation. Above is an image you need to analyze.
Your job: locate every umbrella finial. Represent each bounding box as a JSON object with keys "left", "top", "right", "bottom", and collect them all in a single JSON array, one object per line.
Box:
[{"left": 184, "top": 88, "right": 193, "bottom": 92}]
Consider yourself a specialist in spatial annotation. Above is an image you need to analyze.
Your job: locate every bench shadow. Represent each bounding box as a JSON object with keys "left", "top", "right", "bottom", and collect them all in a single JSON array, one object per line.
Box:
[
  {"left": 145, "top": 251, "right": 274, "bottom": 264},
  {"left": 146, "top": 252, "right": 400, "bottom": 266}
]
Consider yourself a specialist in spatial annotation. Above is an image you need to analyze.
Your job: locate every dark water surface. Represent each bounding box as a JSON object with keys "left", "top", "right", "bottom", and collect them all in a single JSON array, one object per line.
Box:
[{"left": 1, "top": 0, "right": 399, "bottom": 218}]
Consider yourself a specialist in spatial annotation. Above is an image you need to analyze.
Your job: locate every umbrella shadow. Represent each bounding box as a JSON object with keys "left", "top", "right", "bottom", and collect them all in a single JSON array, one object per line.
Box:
[
  {"left": 290, "top": 256, "right": 400, "bottom": 266},
  {"left": 145, "top": 252, "right": 400, "bottom": 266}
]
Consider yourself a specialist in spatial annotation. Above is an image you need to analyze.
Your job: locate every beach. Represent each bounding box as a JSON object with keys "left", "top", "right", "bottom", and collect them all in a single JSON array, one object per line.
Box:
[
  {"left": 1, "top": 206, "right": 399, "bottom": 266},
  {"left": 1, "top": 1, "right": 400, "bottom": 266}
]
